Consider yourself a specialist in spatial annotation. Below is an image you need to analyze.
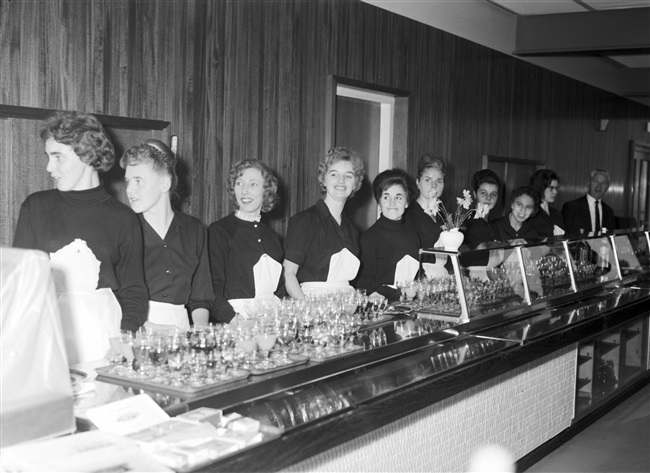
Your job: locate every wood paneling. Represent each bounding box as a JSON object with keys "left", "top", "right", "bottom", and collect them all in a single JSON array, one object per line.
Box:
[{"left": 2, "top": 0, "right": 649, "bottom": 247}]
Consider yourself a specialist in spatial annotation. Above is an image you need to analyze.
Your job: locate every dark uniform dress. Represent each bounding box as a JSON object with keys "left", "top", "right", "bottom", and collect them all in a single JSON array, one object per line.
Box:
[
  {"left": 13, "top": 186, "right": 148, "bottom": 332},
  {"left": 139, "top": 213, "right": 214, "bottom": 327},
  {"left": 284, "top": 199, "right": 359, "bottom": 285},
  {"left": 357, "top": 215, "right": 421, "bottom": 302},
  {"left": 208, "top": 213, "right": 283, "bottom": 323}
]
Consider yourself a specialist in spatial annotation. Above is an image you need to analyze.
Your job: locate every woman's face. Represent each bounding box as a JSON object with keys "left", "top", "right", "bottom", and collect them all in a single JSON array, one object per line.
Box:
[
  {"left": 510, "top": 194, "right": 535, "bottom": 224},
  {"left": 379, "top": 184, "right": 408, "bottom": 221},
  {"left": 324, "top": 159, "right": 356, "bottom": 202},
  {"left": 417, "top": 167, "right": 444, "bottom": 201},
  {"left": 475, "top": 183, "right": 499, "bottom": 210},
  {"left": 45, "top": 138, "right": 94, "bottom": 192},
  {"left": 543, "top": 179, "right": 559, "bottom": 204},
  {"left": 125, "top": 161, "right": 168, "bottom": 214},
  {"left": 234, "top": 167, "right": 265, "bottom": 217}
]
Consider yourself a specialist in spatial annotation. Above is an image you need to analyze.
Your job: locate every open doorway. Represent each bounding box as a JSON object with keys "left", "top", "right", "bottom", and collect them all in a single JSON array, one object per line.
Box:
[
  {"left": 326, "top": 76, "right": 408, "bottom": 231},
  {"left": 627, "top": 140, "right": 650, "bottom": 229}
]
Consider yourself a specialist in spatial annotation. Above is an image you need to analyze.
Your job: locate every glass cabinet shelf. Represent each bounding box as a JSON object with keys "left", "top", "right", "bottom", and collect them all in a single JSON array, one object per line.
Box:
[{"left": 417, "top": 230, "right": 650, "bottom": 323}]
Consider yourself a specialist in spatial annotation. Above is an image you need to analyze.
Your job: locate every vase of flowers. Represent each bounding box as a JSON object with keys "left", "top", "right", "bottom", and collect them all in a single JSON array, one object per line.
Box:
[{"left": 425, "top": 190, "right": 474, "bottom": 250}]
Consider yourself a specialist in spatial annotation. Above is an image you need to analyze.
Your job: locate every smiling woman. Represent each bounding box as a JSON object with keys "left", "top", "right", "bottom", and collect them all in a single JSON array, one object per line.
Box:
[
  {"left": 208, "top": 160, "right": 283, "bottom": 322},
  {"left": 283, "top": 147, "right": 365, "bottom": 299},
  {"left": 356, "top": 169, "right": 420, "bottom": 303},
  {"left": 491, "top": 186, "right": 540, "bottom": 242}
]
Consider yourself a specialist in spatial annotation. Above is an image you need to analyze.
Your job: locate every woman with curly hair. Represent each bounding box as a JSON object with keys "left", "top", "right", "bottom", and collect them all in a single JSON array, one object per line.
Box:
[
  {"left": 283, "top": 147, "right": 365, "bottom": 298},
  {"left": 208, "top": 160, "right": 283, "bottom": 322},
  {"left": 121, "top": 140, "right": 214, "bottom": 330},
  {"left": 13, "top": 111, "right": 148, "bottom": 364}
]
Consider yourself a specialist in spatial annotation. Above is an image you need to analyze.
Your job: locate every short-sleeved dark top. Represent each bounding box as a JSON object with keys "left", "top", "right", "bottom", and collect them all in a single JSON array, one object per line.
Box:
[
  {"left": 140, "top": 212, "right": 214, "bottom": 313},
  {"left": 284, "top": 199, "right": 360, "bottom": 284},
  {"left": 403, "top": 201, "right": 442, "bottom": 250},
  {"left": 491, "top": 215, "right": 539, "bottom": 242},
  {"left": 208, "top": 213, "right": 283, "bottom": 323}
]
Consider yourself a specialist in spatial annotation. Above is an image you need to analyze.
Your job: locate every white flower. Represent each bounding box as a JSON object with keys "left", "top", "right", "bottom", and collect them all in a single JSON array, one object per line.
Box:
[
  {"left": 458, "top": 189, "right": 473, "bottom": 210},
  {"left": 474, "top": 202, "right": 489, "bottom": 219},
  {"left": 425, "top": 197, "right": 440, "bottom": 217}
]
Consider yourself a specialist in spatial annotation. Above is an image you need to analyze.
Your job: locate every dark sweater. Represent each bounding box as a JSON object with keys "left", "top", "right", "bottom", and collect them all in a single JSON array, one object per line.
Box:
[
  {"left": 13, "top": 186, "right": 148, "bottom": 331},
  {"left": 357, "top": 215, "right": 421, "bottom": 302}
]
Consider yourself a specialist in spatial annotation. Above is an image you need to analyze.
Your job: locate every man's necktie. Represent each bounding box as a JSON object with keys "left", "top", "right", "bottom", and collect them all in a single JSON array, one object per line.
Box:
[{"left": 594, "top": 200, "right": 601, "bottom": 234}]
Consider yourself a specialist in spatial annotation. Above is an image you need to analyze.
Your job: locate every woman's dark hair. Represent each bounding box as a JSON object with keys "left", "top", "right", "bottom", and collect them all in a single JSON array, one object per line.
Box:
[
  {"left": 416, "top": 154, "right": 446, "bottom": 180},
  {"left": 372, "top": 168, "right": 414, "bottom": 204},
  {"left": 40, "top": 111, "right": 115, "bottom": 172},
  {"left": 120, "top": 139, "right": 179, "bottom": 200},
  {"left": 228, "top": 160, "right": 279, "bottom": 213},
  {"left": 317, "top": 147, "right": 365, "bottom": 197},
  {"left": 471, "top": 169, "right": 501, "bottom": 193},
  {"left": 530, "top": 169, "right": 559, "bottom": 197},
  {"left": 509, "top": 186, "right": 540, "bottom": 214}
]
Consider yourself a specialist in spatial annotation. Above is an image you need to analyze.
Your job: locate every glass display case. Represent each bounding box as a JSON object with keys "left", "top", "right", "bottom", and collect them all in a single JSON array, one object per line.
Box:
[
  {"left": 417, "top": 231, "right": 650, "bottom": 323},
  {"left": 82, "top": 230, "right": 650, "bottom": 472},
  {"left": 230, "top": 333, "right": 520, "bottom": 431},
  {"left": 575, "top": 314, "right": 649, "bottom": 417}
]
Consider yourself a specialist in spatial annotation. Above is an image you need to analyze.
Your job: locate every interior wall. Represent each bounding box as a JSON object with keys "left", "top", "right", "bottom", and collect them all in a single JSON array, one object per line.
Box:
[{"left": 2, "top": 0, "right": 649, "bottom": 244}]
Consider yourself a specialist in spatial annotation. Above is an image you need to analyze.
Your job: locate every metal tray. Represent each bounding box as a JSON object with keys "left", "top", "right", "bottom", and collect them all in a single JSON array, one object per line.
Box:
[{"left": 95, "top": 365, "right": 252, "bottom": 400}]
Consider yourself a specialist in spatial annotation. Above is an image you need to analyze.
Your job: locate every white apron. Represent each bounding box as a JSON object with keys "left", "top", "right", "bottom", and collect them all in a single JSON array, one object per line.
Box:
[
  {"left": 50, "top": 239, "right": 122, "bottom": 366},
  {"left": 301, "top": 248, "right": 360, "bottom": 296},
  {"left": 148, "top": 301, "right": 190, "bottom": 331},
  {"left": 228, "top": 254, "right": 282, "bottom": 317}
]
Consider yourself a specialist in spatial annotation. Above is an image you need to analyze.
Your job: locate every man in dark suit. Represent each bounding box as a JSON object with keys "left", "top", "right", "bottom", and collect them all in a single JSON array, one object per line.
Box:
[{"left": 562, "top": 169, "right": 616, "bottom": 237}]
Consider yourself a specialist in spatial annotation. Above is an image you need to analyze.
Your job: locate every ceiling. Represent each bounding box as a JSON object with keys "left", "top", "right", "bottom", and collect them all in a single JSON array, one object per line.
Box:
[{"left": 363, "top": 0, "right": 650, "bottom": 107}]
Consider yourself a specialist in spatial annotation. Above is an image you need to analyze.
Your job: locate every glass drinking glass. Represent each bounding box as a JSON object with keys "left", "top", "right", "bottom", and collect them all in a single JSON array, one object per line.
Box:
[{"left": 255, "top": 320, "right": 278, "bottom": 370}]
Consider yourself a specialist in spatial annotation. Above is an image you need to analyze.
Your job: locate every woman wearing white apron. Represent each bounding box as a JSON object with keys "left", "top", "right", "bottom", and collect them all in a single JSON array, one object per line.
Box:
[
  {"left": 283, "top": 147, "right": 365, "bottom": 298},
  {"left": 13, "top": 112, "right": 148, "bottom": 366},
  {"left": 357, "top": 170, "right": 421, "bottom": 303},
  {"left": 208, "top": 160, "right": 283, "bottom": 322},
  {"left": 121, "top": 140, "right": 214, "bottom": 331}
]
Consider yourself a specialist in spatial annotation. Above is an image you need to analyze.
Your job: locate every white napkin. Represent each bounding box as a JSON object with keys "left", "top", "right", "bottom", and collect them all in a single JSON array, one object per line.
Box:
[
  {"left": 50, "top": 239, "right": 100, "bottom": 292},
  {"left": 253, "top": 254, "right": 282, "bottom": 298},
  {"left": 393, "top": 255, "right": 419, "bottom": 286},
  {"left": 326, "top": 248, "right": 361, "bottom": 283}
]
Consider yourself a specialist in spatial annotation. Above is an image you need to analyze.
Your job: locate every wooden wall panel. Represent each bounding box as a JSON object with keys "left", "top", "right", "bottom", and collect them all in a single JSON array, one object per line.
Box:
[{"left": 1, "top": 0, "right": 649, "bottom": 247}]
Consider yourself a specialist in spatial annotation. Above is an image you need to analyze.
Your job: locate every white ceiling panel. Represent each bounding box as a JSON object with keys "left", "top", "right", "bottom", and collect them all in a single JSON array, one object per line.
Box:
[
  {"left": 490, "top": 0, "right": 586, "bottom": 15},
  {"left": 583, "top": 0, "right": 650, "bottom": 11},
  {"left": 608, "top": 54, "right": 650, "bottom": 68}
]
